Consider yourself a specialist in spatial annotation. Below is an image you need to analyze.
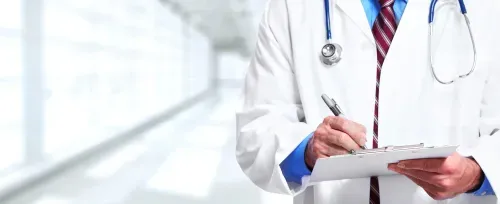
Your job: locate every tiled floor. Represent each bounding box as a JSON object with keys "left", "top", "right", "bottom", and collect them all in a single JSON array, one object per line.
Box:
[{"left": 4, "top": 88, "right": 293, "bottom": 204}]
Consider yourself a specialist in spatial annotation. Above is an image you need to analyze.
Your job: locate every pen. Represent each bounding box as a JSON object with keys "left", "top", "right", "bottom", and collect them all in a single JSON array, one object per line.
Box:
[
  {"left": 491, "top": 128, "right": 499, "bottom": 136},
  {"left": 321, "top": 94, "right": 368, "bottom": 150}
]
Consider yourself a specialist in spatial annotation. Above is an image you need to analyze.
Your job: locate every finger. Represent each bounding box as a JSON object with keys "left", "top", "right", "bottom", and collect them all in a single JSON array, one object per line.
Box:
[
  {"left": 316, "top": 141, "right": 349, "bottom": 156},
  {"left": 397, "top": 158, "right": 446, "bottom": 173},
  {"left": 388, "top": 163, "right": 398, "bottom": 171},
  {"left": 317, "top": 152, "right": 330, "bottom": 159},
  {"left": 326, "top": 117, "right": 366, "bottom": 145},
  {"left": 325, "top": 144, "right": 350, "bottom": 156},
  {"left": 327, "top": 117, "right": 367, "bottom": 146},
  {"left": 353, "top": 122, "right": 367, "bottom": 135},
  {"left": 326, "top": 128, "right": 362, "bottom": 151},
  {"left": 405, "top": 174, "right": 442, "bottom": 193},
  {"left": 391, "top": 167, "right": 443, "bottom": 193},
  {"left": 423, "top": 187, "right": 457, "bottom": 201},
  {"left": 391, "top": 166, "right": 454, "bottom": 192},
  {"left": 395, "top": 168, "right": 444, "bottom": 186}
]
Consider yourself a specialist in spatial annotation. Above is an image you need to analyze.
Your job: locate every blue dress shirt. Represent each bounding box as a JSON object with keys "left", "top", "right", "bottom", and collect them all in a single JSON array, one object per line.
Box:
[{"left": 279, "top": 0, "right": 495, "bottom": 196}]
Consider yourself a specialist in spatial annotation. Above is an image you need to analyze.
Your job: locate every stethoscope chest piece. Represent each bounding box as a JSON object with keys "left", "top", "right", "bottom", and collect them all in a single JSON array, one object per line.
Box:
[{"left": 320, "top": 42, "right": 343, "bottom": 66}]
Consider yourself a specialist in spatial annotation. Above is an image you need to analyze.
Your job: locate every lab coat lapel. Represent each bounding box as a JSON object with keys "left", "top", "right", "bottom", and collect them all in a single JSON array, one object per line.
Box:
[
  {"left": 377, "top": 0, "right": 431, "bottom": 147},
  {"left": 377, "top": 2, "right": 447, "bottom": 203},
  {"left": 336, "top": 0, "right": 374, "bottom": 44}
]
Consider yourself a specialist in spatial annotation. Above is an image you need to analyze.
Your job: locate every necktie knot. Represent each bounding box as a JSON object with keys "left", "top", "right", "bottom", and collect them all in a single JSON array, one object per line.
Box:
[{"left": 379, "top": 0, "right": 395, "bottom": 8}]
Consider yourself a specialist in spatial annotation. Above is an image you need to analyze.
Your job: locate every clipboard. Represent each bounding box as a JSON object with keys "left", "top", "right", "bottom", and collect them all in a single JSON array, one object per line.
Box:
[{"left": 309, "top": 144, "right": 458, "bottom": 183}]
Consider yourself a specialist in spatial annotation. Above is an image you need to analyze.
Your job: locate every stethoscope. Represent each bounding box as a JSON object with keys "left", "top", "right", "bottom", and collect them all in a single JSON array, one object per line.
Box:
[
  {"left": 320, "top": 0, "right": 342, "bottom": 66},
  {"left": 320, "top": 0, "right": 477, "bottom": 85}
]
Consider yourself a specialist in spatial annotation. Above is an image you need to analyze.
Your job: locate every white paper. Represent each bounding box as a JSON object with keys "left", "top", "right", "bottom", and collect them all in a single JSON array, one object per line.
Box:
[{"left": 309, "top": 145, "right": 458, "bottom": 183}]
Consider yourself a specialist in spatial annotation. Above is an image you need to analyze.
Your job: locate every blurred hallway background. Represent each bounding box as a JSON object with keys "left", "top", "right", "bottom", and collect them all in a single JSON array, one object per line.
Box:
[{"left": 0, "top": 0, "right": 293, "bottom": 203}]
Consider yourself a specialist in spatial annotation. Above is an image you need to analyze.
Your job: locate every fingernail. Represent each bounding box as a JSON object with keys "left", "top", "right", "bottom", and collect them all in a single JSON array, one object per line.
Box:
[{"left": 397, "top": 163, "right": 405, "bottom": 168}]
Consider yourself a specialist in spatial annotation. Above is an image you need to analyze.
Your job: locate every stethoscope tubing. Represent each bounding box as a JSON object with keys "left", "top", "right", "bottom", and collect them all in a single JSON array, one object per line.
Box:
[
  {"left": 322, "top": 0, "right": 476, "bottom": 85},
  {"left": 429, "top": 0, "right": 467, "bottom": 23},
  {"left": 428, "top": 0, "right": 476, "bottom": 84},
  {"left": 324, "top": 0, "right": 332, "bottom": 40}
]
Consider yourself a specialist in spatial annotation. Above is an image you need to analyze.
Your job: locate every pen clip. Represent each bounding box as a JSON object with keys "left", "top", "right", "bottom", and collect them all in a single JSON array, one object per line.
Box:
[{"left": 331, "top": 98, "right": 345, "bottom": 115}]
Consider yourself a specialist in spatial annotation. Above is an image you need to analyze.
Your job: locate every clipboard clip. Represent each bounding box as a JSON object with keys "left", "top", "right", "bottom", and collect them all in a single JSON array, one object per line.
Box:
[{"left": 350, "top": 143, "right": 425, "bottom": 155}]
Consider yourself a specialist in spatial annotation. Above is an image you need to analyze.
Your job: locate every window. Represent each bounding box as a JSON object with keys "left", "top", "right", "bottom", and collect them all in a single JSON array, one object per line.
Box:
[{"left": 42, "top": 0, "right": 212, "bottom": 158}]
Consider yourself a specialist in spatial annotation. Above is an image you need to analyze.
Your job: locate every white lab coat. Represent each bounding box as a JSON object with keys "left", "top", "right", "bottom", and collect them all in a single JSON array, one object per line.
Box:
[{"left": 236, "top": 0, "right": 500, "bottom": 203}]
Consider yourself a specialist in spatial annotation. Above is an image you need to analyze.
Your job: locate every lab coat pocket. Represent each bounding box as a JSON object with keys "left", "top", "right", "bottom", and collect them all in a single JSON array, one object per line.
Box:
[
  {"left": 430, "top": 7, "right": 486, "bottom": 128},
  {"left": 427, "top": 75, "right": 484, "bottom": 147}
]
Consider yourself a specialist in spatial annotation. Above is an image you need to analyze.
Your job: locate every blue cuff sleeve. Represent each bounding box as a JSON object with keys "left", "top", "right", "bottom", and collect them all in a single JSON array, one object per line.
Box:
[
  {"left": 472, "top": 177, "right": 495, "bottom": 196},
  {"left": 279, "top": 133, "right": 313, "bottom": 184}
]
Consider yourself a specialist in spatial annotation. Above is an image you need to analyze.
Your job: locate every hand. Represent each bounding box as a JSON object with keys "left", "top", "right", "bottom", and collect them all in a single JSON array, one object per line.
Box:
[
  {"left": 388, "top": 152, "right": 483, "bottom": 200},
  {"left": 305, "top": 116, "right": 367, "bottom": 169}
]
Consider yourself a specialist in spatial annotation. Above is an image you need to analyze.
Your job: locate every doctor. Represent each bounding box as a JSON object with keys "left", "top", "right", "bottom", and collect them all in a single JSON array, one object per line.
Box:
[{"left": 236, "top": 0, "right": 500, "bottom": 203}]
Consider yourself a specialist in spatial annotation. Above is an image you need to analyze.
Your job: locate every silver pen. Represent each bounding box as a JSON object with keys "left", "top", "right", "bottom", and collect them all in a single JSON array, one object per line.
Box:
[{"left": 321, "top": 94, "right": 368, "bottom": 150}]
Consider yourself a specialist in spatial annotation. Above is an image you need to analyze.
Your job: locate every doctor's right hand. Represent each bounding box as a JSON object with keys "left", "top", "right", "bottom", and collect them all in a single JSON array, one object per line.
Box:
[{"left": 305, "top": 116, "right": 367, "bottom": 170}]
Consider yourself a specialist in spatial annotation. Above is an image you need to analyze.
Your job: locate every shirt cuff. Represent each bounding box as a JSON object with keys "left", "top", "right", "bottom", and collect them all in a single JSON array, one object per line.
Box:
[
  {"left": 471, "top": 177, "right": 496, "bottom": 196},
  {"left": 279, "top": 133, "right": 313, "bottom": 184}
]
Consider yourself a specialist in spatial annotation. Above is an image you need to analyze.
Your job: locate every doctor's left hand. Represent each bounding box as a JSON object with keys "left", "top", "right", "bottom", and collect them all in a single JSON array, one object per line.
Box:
[{"left": 388, "top": 153, "right": 483, "bottom": 200}]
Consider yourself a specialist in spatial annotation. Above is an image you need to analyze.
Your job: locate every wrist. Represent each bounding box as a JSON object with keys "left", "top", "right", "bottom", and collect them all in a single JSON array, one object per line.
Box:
[
  {"left": 304, "top": 139, "right": 315, "bottom": 171},
  {"left": 465, "top": 157, "right": 484, "bottom": 193}
]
